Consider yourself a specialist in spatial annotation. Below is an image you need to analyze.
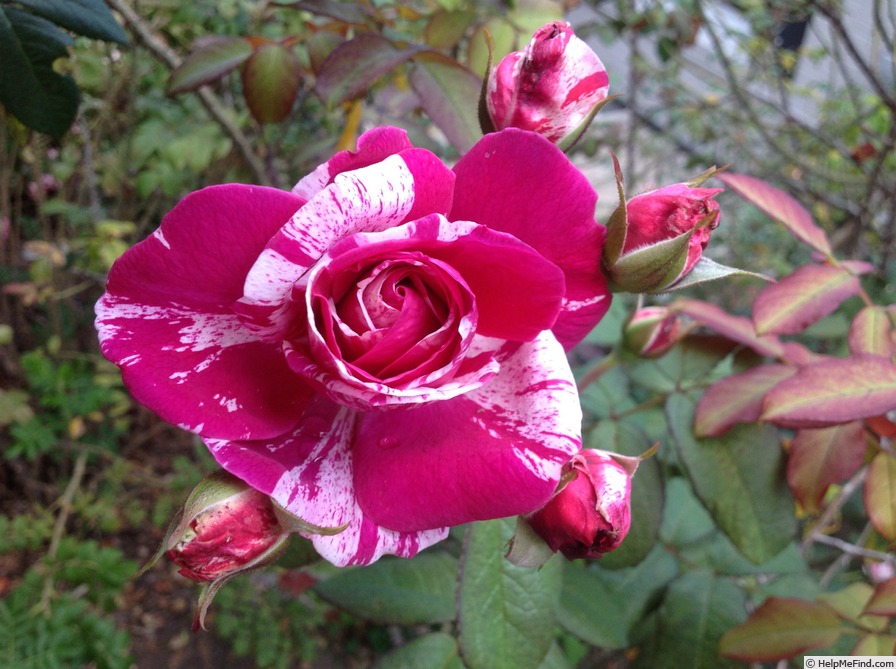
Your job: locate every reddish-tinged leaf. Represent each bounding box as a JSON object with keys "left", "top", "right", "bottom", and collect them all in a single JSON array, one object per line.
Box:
[
  {"left": 695, "top": 364, "right": 795, "bottom": 437},
  {"left": 865, "top": 451, "right": 896, "bottom": 540},
  {"left": 781, "top": 341, "right": 817, "bottom": 365},
  {"left": 849, "top": 305, "right": 896, "bottom": 358},
  {"left": 863, "top": 577, "right": 896, "bottom": 616},
  {"left": 753, "top": 264, "right": 861, "bottom": 336},
  {"left": 719, "top": 597, "right": 842, "bottom": 662},
  {"left": 241, "top": 43, "right": 303, "bottom": 124},
  {"left": 408, "top": 52, "right": 482, "bottom": 154},
  {"left": 761, "top": 355, "right": 896, "bottom": 428},
  {"left": 674, "top": 298, "right": 784, "bottom": 358},
  {"left": 279, "top": 0, "right": 372, "bottom": 24},
  {"left": 786, "top": 422, "right": 867, "bottom": 514},
  {"left": 820, "top": 583, "right": 887, "bottom": 630},
  {"left": 168, "top": 37, "right": 253, "bottom": 94},
  {"left": 867, "top": 414, "right": 896, "bottom": 438},
  {"left": 316, "top": 34, "right": 423, "bottom": 106},
  {"left": 718, "top": 172, "right": 832, "bottom": 256}
]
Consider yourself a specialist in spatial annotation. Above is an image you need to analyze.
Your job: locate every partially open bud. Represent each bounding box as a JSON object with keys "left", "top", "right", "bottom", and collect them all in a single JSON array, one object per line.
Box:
[
  {"left": 525, "top": 450, "right": 632, "bottom": 560},
  {"left": 623, "top": 306, "right": 686, "bottom": 358},
  {"left": 167, "top": 471, "right": 289, "bottom": 583},
  {"left": 604, "top": 182, "right": 723, "bottom": 293},
  {"left": 486, "top": 22, "right": 609, "bottom": 144}
]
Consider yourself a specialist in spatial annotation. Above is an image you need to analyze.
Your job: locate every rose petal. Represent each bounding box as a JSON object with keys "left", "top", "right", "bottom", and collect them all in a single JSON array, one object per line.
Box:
[
  {"left": 96, "top": 185, "right": 311, "bottom": 440},
  {"left": 236, "top": 148, "right": 456, "bottom": 339},
  {"left": 352, "top": 330, "right": 582, "bottom": 531},
  {"left": 206, "top": 396, "right": 448, "bottom": 566},
  {"left": 292, "top": 126, "right": 414, "bottom": 200},
  {"left": 450, "top": 129, "right": 611, "bottom": 349}
]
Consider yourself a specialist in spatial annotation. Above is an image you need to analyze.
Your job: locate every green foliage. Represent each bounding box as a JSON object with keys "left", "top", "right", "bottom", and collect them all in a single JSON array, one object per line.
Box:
[
  {"left": 5, "top": 348, "right": 129, "bottom": 460},
  {"left": 0, "top": 0, "right": 127, "bottom": 137},
  {"left": 0, "top": 507, "right": 56, "bottom": 553},
  {"left": 0, "top": 567, "right": 132, "bottom": 669},
  {"left": 211, "top": 576, "right": 333, "bottom": 669}
]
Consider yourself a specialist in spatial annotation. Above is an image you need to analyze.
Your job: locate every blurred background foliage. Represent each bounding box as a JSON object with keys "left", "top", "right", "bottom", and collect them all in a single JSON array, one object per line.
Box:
[{"left": 1, "top": 0, "right": 894, "bottom": 667}]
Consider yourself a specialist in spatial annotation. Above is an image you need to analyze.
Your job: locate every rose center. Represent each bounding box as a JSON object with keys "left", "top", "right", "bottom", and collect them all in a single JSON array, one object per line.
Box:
[{"left": 309, "top": 252, "right": 474, "bottom": 386}]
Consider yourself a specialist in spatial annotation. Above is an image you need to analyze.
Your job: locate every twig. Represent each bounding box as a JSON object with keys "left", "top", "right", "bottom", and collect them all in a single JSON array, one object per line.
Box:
[
  {"left": 811, "top": 531, "right": 896, "bottom": 564},
  {"left": 38, "top": 450, "right": 88, "bottom": 614},
  {"left": 800, "top": 464, "right": 868, "bottom": 554},
  {"left": 105, "top": 0, "right": 273, "bottom": 186}
]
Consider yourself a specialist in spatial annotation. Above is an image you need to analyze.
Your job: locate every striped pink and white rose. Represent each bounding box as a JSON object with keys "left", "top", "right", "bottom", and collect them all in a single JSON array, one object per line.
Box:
[
  {"left": 486, "top": 22, "right": 609, "bottom": 144},
  {"left": 96, "top": 126, "right": 611, "bottom": 566}
]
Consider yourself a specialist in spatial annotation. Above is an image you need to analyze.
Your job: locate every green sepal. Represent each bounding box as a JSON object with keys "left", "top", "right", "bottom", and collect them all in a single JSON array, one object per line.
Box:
[
  {"left": 505, "top": 515, "right": 556, "bottom": 568},
  {"left": 687, "top": 164, "right": 729, "bottom": 188},
  {"left": 602, "top": 152, "right": 628, "bottom": 267},
  {"left": 271, "top": 499, "right": 350, "bottom": 536},
  {"left": 477, "top": 27, "right": 497, "bottom": 135},
  {"left": 557, "top": 93, "right": 619, "bottom": 152},
  {"left": 657, "top": 257, "right": 772, "bottom": 293}
]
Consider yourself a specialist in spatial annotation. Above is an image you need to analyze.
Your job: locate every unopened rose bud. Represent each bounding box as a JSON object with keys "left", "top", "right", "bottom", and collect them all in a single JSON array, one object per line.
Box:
[
  {"left": 526, "top": 450, "right": 632, "bottom": 559},
  {"left": 486, "top": 22, "right": 609, "bottom": 144},
  {"left": 605, "top": 183, "right": 723, "bottom": 293},
  {"left": 167, "top": 471, "right": 289, "bottom": 583},
  {"left": 623, "top": 306, "right": 685, "bottom": 358}
]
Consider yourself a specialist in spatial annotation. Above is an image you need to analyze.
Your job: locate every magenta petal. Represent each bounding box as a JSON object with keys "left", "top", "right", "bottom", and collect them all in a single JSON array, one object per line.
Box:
[
  {"left": 206, "top": 397, "right": 448, "bottom": 566},
  {"left": 236, "top": 149, "right": 456, "bottom": 339},
  {"left": 292, "top": 126, "right": 415, "bottom": 200},
  {"left": 352, "top": 331, "right": 582, "bottom": 532},
  {"left": 450, "top": 129, "right": 611, "bottom": 349},
  {"left": 96, "top": 185, "right": 311, "bottom": 440}
]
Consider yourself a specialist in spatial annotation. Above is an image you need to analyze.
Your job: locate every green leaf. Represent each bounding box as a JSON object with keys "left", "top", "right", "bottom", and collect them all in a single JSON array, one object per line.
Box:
[
  {"left": 557, "top": 547, "right": 678, "bottom": 649},
  {"left": 313, "top": 552, "right": 457, "bottom": 625},
  {"left": 761, "top": 354, "right": 896, "bottom": 428},
  {"left": 636, "top": 571, "right": 746, "bottom": 669},
  {"left": 167, "top": 37, "right": 253, "bottom": 94},
  {"left": 11, "top": 0, "right": 127, "bottom": 43},
  {"left": 316, "top": 33, "right": 422, "bottom": 106},
  {"left": 0, "top": 6, "right": 79, "bottom": 138},
  {"left": 753, "top": 264, "right": 862, "bottom": 336},
  {"left": 424, "top": 9, "right": 476, "bottom": 50},
  {"left": 667, "top": 392, "right": 796, "bottom": 563},
  {"left": 241, "top": 42, "right": 302, "bottom": 124},
  {"left": 719, "top": 597, "right": 842, "bottom": 662},
  {"left": 408, "top": 52, "right": 482, "bottom": 154},
  {"left": 660, "top": 256, "right": 771, "bottom": 293},
  {"left": 718, "top": 172, "right": 832, "bottom": 257},
  {"left": 865, "top": 451, "right": 896, "bottom": 540},
  {"left": 372, "top": 632, "right": 464, "bottom": 669},
  {"left": 458, "top": 518, "right": 561, "bottom": 669},
  {"left": 278, "top": 0, "right": 372, "bottom": 25}
]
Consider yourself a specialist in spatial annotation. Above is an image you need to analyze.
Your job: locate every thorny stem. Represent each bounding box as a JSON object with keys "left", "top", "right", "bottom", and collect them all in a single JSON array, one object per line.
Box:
[{"left": 106, "top": 0, "right": 273, "bottom": 186}]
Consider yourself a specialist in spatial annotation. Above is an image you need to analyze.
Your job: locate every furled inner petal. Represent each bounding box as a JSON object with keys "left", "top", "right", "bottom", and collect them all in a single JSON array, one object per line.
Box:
[{"left": 306, "top": 250, "right": 477, "bottom": 393}]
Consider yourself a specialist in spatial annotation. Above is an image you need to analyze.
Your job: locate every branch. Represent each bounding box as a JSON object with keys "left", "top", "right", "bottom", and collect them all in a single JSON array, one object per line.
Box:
[{"left": 106, "top": 0, "right": 273, "bottom": 186}]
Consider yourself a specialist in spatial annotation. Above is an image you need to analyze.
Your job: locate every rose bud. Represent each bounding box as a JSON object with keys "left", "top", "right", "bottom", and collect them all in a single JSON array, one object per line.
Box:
[
  {"left": 604, "top": 183, "right": 723, "bottom": 293},
  {"left": 623, "top": 306, "right": 687, "bottom": 358},
  {"left": 486, "top": 21, "right": 610, "bottom": 144},
  {"left": 526, "top": 449, "right": 632, "bottom": 559},
  {"left": 167, "top": 471, "right": 290, "bottom": 583}
]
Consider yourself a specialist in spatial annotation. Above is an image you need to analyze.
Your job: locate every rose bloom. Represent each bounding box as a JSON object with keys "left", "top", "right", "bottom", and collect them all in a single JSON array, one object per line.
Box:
[
  {"left": 526, "top": 449, "right": 632, "bottom": 559},
  {"left": 96, "top": 126, "right": 611, "bottom": 566},
  {"left": 487, "top": 22, "right": 609, "bottom": 143},
  {"left": 623, "top": 184, "right": 723, "bottom": 279}
]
